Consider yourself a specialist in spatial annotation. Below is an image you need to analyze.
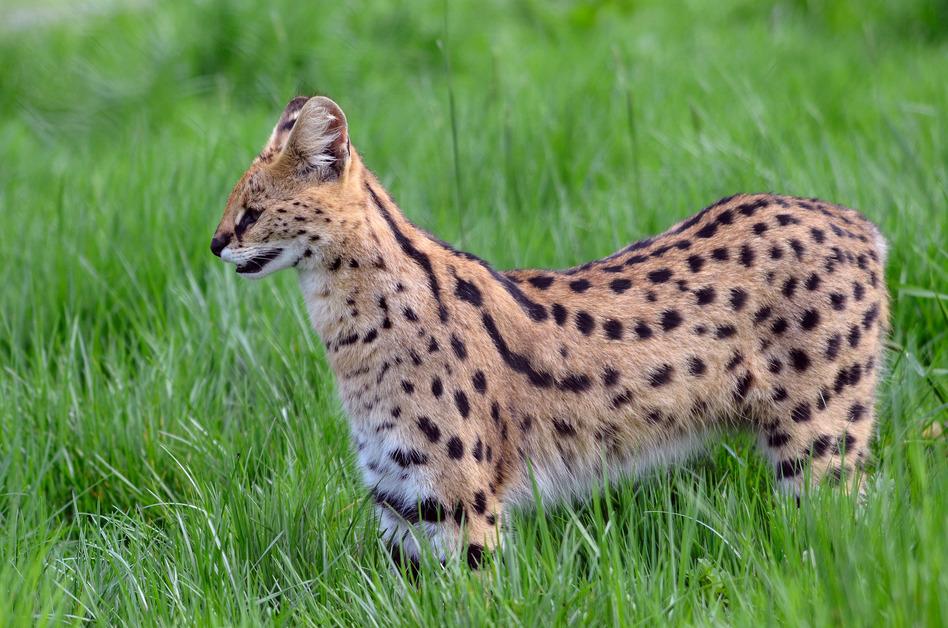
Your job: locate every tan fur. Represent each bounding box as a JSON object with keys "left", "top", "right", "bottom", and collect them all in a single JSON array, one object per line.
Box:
[{"left": 212, "top": 96, "right": 889, "bottom": 569}]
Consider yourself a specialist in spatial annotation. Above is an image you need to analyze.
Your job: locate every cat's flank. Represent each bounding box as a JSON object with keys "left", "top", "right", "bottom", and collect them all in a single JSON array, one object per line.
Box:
[{"left": 211, "top": 96, "right": 889, "bottom": 569}]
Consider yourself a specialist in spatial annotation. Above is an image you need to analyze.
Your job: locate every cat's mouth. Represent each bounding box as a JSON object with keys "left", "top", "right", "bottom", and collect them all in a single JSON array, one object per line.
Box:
[{"left": 236, "top": 248, "right": 283, "bottom": 274}]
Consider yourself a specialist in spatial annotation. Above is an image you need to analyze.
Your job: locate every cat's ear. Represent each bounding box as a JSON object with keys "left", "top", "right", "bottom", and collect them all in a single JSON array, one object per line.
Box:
[
  {"left": 276, "top": 96, "right": 350, "bottom": 180},
  {"left": 258, "top": 96, "right": 311, "bottom": 162}
]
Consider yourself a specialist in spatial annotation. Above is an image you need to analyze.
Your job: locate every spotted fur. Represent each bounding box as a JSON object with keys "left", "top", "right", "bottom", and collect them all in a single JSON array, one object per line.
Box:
[{"left": 211, "top": 96, "right": 890, "bottom": 569}]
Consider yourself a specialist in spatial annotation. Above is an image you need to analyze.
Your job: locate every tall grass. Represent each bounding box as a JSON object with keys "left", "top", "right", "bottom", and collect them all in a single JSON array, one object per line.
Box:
[{"left": 0, "top": 0, "right": 945, "bottom": 624}]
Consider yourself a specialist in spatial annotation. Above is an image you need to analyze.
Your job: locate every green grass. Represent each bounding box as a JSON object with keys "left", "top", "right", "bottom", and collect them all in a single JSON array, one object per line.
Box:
[{"left": 1, "top": 0, "right": 946, "bottom": 624}]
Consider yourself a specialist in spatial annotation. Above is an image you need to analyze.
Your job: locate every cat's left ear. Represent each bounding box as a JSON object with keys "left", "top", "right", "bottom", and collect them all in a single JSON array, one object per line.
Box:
[{"left": 276, "top": 96, "right": 350, "bottom": 181}]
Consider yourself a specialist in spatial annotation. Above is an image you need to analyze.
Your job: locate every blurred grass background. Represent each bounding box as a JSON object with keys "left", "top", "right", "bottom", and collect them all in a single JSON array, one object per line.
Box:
[{"left": 0, "top": 0, "right": 945, "bottom": 625}]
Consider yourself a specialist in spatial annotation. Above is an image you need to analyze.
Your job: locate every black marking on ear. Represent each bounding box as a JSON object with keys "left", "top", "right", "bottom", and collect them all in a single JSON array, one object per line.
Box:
[{"left": 368, "top": 184, "right": 449, "bottom": 322}]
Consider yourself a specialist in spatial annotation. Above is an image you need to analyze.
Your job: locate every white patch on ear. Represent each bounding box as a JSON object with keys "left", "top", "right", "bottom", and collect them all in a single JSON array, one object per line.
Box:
[{"left": 281, "top": 96, "right": 350, "bottom": 180}]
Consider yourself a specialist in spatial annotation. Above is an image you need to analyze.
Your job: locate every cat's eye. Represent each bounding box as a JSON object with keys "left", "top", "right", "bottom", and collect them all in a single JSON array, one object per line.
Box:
[{"left": 235, "top": 207, "right": 262, "bottom": 237}]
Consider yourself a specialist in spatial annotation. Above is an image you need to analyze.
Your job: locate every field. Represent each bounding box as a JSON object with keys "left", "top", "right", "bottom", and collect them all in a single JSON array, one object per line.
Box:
[{"left": 1, "top": 0, "right": 946, "bottom": 624}]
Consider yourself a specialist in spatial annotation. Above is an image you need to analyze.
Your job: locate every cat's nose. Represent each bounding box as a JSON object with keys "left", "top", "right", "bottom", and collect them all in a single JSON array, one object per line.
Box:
[{"left": 210, "top": 232, "right": 232, "bottom": 257}]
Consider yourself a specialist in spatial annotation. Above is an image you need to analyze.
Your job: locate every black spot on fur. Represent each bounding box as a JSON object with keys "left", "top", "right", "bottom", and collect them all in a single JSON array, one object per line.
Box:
[
  {"left": 634, "top": 321, "right": 653, "bottom": 339},
  {"left": 739, "top": 245, "right": 755, "bottom": 267},
  {"left": 648, "top": 364, "right": 674, "bottom": 387},
  {"left": 446, "top": 437, "right": 464, "bottom": 459},
  {"left": 776, "top": 458, "right": 804, "bottom": 479},
  {"left": 473, "top": 438, "right": 484, "bottom": 462},
  {"left": 688, "top": 356, "right": 706, "bottom": 377},
  {"left": 853, "top": 281, "right": 865, "bottom": 301},
  {"left": 466, "top": 544, "right": 484, "bottom": 569},
  {"left": 810, "top": 435, "right": 833, "bottom": 458},
  {"left": 800, "top": 308, "right": 821, "bottom": 331},
  {"left": 575, "top": 311, "right": 595, "bottom": 335},
  {"left": 791, "top": 402, "right": 812, "bottom": 423},
  {"left": 805, "top": 273, "right": 821, "bottom": 291},
  {"left": 789, "top": 349, "right": 811, "bottom": 372},
  {"left": 695, "top": 286, "right": 716, "bottom": 305},
  {"left": 552, "top": 418, "right": 577, "bottom": 436},
  {"left": 825, "top": 334, "right": 842, "bottom": 360},
  {"left": 569, "top": 278, "right": 591, "bottom": 293},
  {"left": 472, "top": 371, "right": 487, "bottom": 394},
  {"left": 711, "top": 247, "right": 729, "bottom": 261},
  {"left": 660, "top": 310, "right": 683, "bottom": 332},
  {"left": 829, "top": 292, "right": 847, "bottom": 310},
  {"left": 862, "top": 303, "right": 880, "bottom": 330},
  {"left": 454, "top": 390, "right": 471, "bottom": 418},
  {"left": 610, "top": 389, "right": 634, "bottom": 409},
  {"left": 696, "top": 222, "right": 718, "bottom": 238},
  {"left": 789, "top": 239, "right": 806, "bottom": 259},
  {"left": 734, "top": 373, "right": 754, "bottom": 402},
  {"left": 729, "top": 288, "right": 748, "bottom": 311},
  {"left": 848, "top": 324, "right": 861, "bottom": 348},
  {"left": 528, "top": 275, "right": 554, "bottom": 290},
  {"left": 604, "top": 319, "right": 624, "bottom": 340},
  {"left": 473, "top": 491, "right": 487, "bottom": 515},
  {"left": 848, "top": 402, "right": 866, "bottom": 423},
  {"left": 648, "top": 268, "right": 673, "bottom": 284},
  {"left": 687, "top": 255, "right": 705, "bottom": 273},
  {"left": 602, "top": 368, "right": 620, "bottom": 387},
  {"left": 753, "top": 306, "right": 772, "bottom": 325},
  {"left": 552, "top": 303, "right": 567, "bottom": 325},
  {"left": 391, "top": 448, "right": 429, "bottom": 467},
  {"left": 782, "top": 277, "right": 798, "bottom": 299},
  {"left": 451, "top": 334, "right": 467, "bottom": 360},
  {"left": 610, "top": 278, "right": 632, "bottom": 293},
  {"left": 558, "top": 373, "right": 592, "bottom": 393},
  {"left": 726, "top": 351, "right": 744, "bottom": 371}
]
